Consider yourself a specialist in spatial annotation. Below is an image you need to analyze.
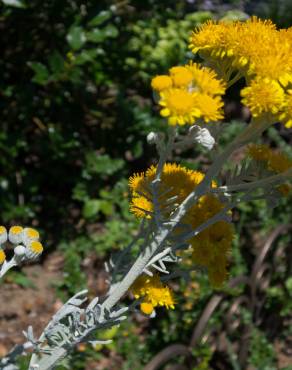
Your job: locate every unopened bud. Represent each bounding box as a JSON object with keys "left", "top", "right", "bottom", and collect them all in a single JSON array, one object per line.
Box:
[{"left": 147, "top": 132, "right": 159, "bottom": 145}]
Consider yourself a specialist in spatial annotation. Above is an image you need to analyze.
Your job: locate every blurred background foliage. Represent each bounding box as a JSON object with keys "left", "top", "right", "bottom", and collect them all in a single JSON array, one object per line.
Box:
[{"left": 0, "top": 0, "right": 292, "bottom": 369}]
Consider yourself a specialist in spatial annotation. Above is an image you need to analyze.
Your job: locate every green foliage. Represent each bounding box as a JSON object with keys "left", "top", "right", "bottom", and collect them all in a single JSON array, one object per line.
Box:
[{"left": 248, "top": 328, "right": 277, "bottom": 369}]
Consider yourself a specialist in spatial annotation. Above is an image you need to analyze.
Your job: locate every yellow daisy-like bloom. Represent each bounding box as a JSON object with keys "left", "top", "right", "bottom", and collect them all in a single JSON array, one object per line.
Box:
[
  {"left": 241, "top": 78, "right": 286, "bottom": 118},
  {"left": 186, "top": 62, "right": 226, "bottom": 96},
  {"left": 0, "top": 249, "right": 6, "bottom": 264},
  {"left": 25, "top": 228, "right": 39, "bottom": 239},
  {"left": 159, "top": 88, "right": 201, "bottom": 125},
  {"left": 169, "top": 66, "right": 194, "bottom": 88},
  {"left": 129, "top": 163, "right": 204, "bottom": 218},
  {"left": 187, "top": 196, "right": 234, "bottom": 288},
  {"left": 151, "top": 62, "right": 226, "bottom": 125},
  {"left": 151, "top": 75, "right": 173, "bottom": 92},
  {"left": 129, "top": 164, "right": 233, "bottom": 287},
  {"left": 29, "top": 241, "right": 44, "bottom": 255},
  {"left": 189, "top": 17, "right": 292, "bottom": 90},
  {"left": 247, "top": 144, "right": 292, "bottom": 196},
  {"left": 193, "top": 93, "right": 224, "bottom": 122},
  {"left": 247, "top": 144, "right": 292, "bottom": 173},
  {"left": 131, "top": 274, "right": 175, "bottom": 315},
  {"left": 246, "top": 143, "right": 271, "bottom": 161}
]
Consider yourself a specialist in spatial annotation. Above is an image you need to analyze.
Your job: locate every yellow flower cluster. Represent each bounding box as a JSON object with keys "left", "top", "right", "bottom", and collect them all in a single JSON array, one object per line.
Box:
[
  {"left": 129, "top": 163, "right": 205, "bottom": 218},
  {"left": 186, "top": 196, "right": 234, "bottom": 288},
  {"left": 129, "top": 163, "right": 234, "bottom": 287},
  {"left": 131, "top": 274, "right": 175, "bottom": 315},
  {"left": 189, "top": 17, "right": 292, "bottom": 127},
  {"left": 151, "top": 63, "right": 226, "bottom": 125},
  {"left": 247, "top": 144, "right": 292, "bottom": 195}
]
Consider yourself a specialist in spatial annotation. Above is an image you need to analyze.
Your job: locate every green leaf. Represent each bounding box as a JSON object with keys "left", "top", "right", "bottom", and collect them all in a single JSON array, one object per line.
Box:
[
  {"left": 66, "top": 26, "right": 86, "bottom": 50},
  {"left": 85, "top": 153, "right": 124, "bottom": 176},
  {"left": 74, "top": 49, "right": 98, "bottom": 65},
  {"left": 48, "top": 51, "right": 65, "bottom": 75},
  {"left": 86, "top": 28, "right": 105, "bottom": 43},
  {"left": 99, "top": 200, "right": 114, "bottom": 216},
  {"left": 104, "top": 24, "right": 119, "bottom": 38},
  {"left": 83, "top": 199, "right": 101, "bottom": 218},
  {"left": 88, "top": 10, "right": 111, "bottom": 27},
  {"left": 11, "top": 272, "right": 36, "bottom": 288},
  {"left": 28, "top": 62, "right": 49, "bottom": 85}
]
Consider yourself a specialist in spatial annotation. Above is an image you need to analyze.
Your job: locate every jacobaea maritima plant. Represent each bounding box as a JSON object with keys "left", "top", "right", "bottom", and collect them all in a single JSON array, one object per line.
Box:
[{"left": 1, "top": 17, "right": 292, "bottom": 370}]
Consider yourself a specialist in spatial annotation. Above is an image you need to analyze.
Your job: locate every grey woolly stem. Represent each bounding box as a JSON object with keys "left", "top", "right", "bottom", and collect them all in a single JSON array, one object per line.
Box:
[
  {"left": 152, "top": 126, "right": 176, "bottom": 226},
  {"left": 0, "top": 257, "right": 18, "bottom": 278},
  {"left": 212, "top": 167, "right": 292, "bottom": 193}
]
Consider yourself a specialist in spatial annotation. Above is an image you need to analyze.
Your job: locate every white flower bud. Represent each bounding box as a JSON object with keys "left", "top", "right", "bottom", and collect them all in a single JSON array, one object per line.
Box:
[
  {"left": 22, "top": 227, "right": 40, "bottom": 246},
  {"left": 14, "top": 245, "right": 26, "bottom": 257},
  {"left": 8, "top": 226, "right": 24, "bottom": 244},
  {"left": 191, "top": 126, "right": 215, "bottom": 150},
  {"left": 147, "top": 132, "right": 159, "bottom": 145}
]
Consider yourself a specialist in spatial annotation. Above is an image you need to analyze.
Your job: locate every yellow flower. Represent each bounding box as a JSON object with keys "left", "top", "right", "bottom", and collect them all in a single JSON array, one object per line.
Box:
[
  {"left": 246, "top": 144, "right": 271, "bottom": 161},
  {"left": 151, "top": 62, "right": 226, "bottom": 125},
  {"left": 25, "top": 228, "right": 39, "bottom": 239},
  {"left": 241, "top": 78, "right": 286, "bottom": 118},
  {"left": 186, "top": 62, "right": 226, "bottom": 96},
  {"left": 151, "top": 75, "right": 173, "bottom": 92},
  {"left": 140, "top": 301, "right": 155, "bottom": 315},
  {"left": 247, "top": 144, "right": 292, "bottom": 196},
  {"left": 159, "top": 88, "right": 201, "bottom": 125},
  {"left": 193, "top": 93, "right": 224, "bottom": 122},
  {"left": 0, "top": 249, "right": 6, "bottom": 264},
  {"left": 187, "top": 195, "right": 234, "bottom": 288},
  {"left": 169, "top": 66, "right": 193, "bottom": 88},
  {"left": 129, "top": 164, "right": 234, "bottom": 287},
  {"left": 189, "top": 17, "right": 292, "bottom": 89},
  {"left": 129, "top": 163, "right": 204, "bottom": 218},
  {"left": 29, "top": 241, "right": 44, "bottom": 255},
  {"left": 131, "top": 274, "right": 175, "bottom": 314},
  {"left": 247, "top": 144, "right": 292, "bottom": 174}
]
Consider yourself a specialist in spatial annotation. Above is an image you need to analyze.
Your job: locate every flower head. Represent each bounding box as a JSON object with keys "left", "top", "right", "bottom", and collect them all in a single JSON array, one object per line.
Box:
[
  {"left": 247, "top": 144, "right": 292, "bottom": 196},
  {"left": 8, "top": 226, "right": 24, "bottom": 245},
  {"left": 193, "top": 93, "right": 224, "bottom": 122},
  {"left": 151, "top": 75, "right": 173, "bottom": 92},
  {"left": 187, "top": 195, "right": 234, "bottom": 288},
  {"left": 159, "top": 88, "right": 201, "bottom": 125},
  {"left": 241, "top": 78, "right": 286, "bottom": 118},
  {"left": 189, "top": 17, "right": 292, "bottom": 92},
  {"left": 151, "top": 62, "right": 226, "bottom": 125},
  {"left": 29, "top": 241, "right": 44, "bottom": 255},
  {"left": 129, "top": 163, "right": 204, "bottom": 218},
  {"left": 0, "top": 249, "right": 6, "bottom": 264},
  {"left": 169, "top": 66, "right": 194, "bottom": 88},
  {"left": 186, "top": 62, "right": 226, "bottom": 96},
  {"left": 131, "top": 274, "right": 175, "bottom": 315}
]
